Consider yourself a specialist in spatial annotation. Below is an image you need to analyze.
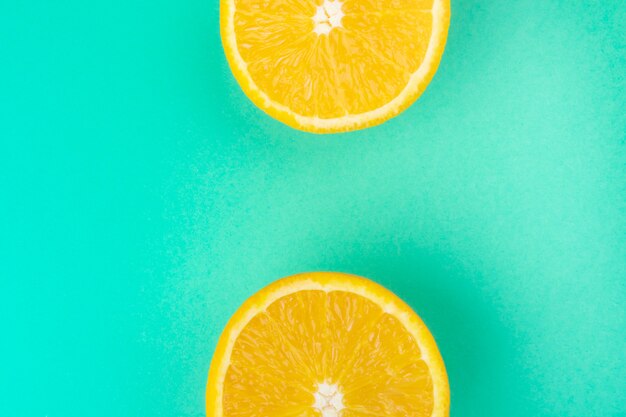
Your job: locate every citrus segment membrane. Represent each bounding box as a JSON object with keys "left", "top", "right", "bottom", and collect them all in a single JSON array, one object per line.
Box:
[
  {"left": 223, "top": 0, "right": 450, "bottom": 131},
  {"left": 222, "top": 290, "right": 434, "bottom": 417}
]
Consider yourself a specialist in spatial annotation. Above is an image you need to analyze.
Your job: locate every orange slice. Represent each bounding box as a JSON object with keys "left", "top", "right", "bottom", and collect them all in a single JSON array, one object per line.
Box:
[
  {"left": 221, "top": 0, "right": 450, "bottom": 133},
  {"left": 206, "top": 272, "right": 449, "bottom": 417}
]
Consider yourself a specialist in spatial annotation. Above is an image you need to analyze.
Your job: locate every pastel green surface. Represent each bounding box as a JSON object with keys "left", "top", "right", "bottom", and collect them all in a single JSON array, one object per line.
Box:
[{"left": 1, "top": 0, "right": 625, "bottom": 416}]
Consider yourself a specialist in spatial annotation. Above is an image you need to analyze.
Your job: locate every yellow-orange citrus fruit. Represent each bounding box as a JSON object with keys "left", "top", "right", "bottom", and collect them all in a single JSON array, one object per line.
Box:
[
  {"left": 221, "top": 0, "right": 450, "bottom": 133},
  {"left": 206, "top": 272, "right": 449, "bottom": 417}
]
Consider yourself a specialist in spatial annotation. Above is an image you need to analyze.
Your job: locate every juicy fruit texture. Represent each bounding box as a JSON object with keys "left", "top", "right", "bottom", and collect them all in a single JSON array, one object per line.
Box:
[
  {"left": 206, "top": 273, "right": 449, "bottom": 417},
  {"left": 221, "top": 0, "right": 450, "bottom": 132},
  {"left": 226, "top": 291, "right": 433, "bottom": 416}
]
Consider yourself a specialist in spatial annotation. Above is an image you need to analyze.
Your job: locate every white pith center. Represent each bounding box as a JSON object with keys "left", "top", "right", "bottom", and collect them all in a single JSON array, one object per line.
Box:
[
  {"left": 313, "top": 382, "right": 345, "bottom": 417},
  {"left": 312, "top": 0, "right": 344, "bottom": 35}
]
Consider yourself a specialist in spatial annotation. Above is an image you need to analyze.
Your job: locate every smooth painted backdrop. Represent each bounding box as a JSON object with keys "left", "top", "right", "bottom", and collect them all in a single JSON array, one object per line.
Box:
[{"left": 1, "top": 1, "right": 625, "bottom": 416}]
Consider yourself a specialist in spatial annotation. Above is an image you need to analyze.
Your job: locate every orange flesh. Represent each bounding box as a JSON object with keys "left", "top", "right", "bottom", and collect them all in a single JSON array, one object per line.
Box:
[
  {"left": 223, "top": 290, "right": 434, "bottom": 417},
  {"left": 233, "top": 0, "right": 435, "bottom": 119}
]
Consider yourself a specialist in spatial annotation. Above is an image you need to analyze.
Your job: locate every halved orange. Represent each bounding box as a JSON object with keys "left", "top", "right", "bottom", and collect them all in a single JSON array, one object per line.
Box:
[
  {"left": 206, "top": 272, "right": 449, "bottom": 417},
  {"left": 221, "top": 0, "right": 450, "bottom": 133}
]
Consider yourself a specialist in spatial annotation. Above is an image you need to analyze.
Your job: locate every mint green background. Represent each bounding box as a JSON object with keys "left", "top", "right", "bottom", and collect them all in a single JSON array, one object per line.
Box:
[{"left": 1, "top": 0, "right": 625, "bottom": 416}]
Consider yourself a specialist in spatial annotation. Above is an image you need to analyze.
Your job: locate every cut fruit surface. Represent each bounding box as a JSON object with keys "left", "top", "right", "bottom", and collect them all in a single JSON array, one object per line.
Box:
[
  {"left": 206, "top": 272, "right": 449, "bottom": 417},
  {"left": 221, "top": 0, "right": 450, "bottom": 133}
]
